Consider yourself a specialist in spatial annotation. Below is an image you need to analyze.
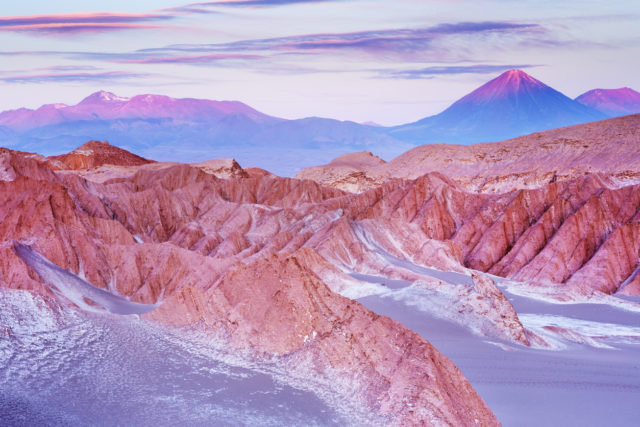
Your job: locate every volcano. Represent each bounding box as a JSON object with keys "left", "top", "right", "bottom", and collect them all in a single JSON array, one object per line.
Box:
[
  {"left": 575, "top": 87, "right": 640, "bottom": 117},
  {"left": 390, "top": 69, "right": 607, "bottom": 144}
]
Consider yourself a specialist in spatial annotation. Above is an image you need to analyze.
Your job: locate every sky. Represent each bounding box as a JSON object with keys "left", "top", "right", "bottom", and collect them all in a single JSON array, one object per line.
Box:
[{"left": 1, "top": 0, "right": 639, "bottom": 125}]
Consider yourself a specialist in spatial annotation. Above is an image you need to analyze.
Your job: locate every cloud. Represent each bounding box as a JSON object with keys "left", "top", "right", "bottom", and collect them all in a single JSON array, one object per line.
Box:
[
  {"left": 0, "top": 64, "right": 100, "bottom": 76},
  {"left": 113, "top": 53, "right": 263, "bottom": 64},
  {"left": 138, "top": 21, "right": 540, "bottom": 59},
  {"left": 0, "top": 12, "right": 172, "bottom": 34},
  {"left": 36, "top": 65, "right": 100, "bottom": 72},
  {"left": 166, "top": 0, "right": 337, "bottom": 13},
  {"left": 383, "top": 64, "right": 538, "bottom": 79},
  {"left": 0, "top": 71, "right": 148, "bottom": 84},
  {"left": 0, "top": 20, "right": 545, "bottom": 73}
]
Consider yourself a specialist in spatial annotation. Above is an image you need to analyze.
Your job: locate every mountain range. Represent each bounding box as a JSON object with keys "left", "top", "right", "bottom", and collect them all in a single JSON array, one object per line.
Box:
[
  {"left": 1, "top": 70, "right": 639, "bottom": 175},
  {"left": 0, "top": 91, "right": 404, "bottom": 176}
]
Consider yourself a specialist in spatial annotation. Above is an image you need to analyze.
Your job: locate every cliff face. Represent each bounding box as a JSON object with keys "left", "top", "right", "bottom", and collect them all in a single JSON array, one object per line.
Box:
[
  {"left": 295, "top": 116, "right": 640, "bottom": 299},
  {"left": 341, "top": 173, "right": 640, "bottom": 298},
  {"left": 0, "top": 146, "right": 499, "bottom": 426},
  {"left": 149, "top": 253, "right": 496, "bottom": 425}
]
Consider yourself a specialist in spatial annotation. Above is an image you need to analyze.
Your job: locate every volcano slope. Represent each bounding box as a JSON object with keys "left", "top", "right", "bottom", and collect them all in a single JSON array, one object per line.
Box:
[{"left": 0, "top": 144, "right": 498, "bottom": 426}]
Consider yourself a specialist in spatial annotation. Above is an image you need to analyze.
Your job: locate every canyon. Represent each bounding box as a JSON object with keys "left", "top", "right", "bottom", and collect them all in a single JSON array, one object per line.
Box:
[{"left": 2, "top": 112, "right": 640, "bottom": 424}]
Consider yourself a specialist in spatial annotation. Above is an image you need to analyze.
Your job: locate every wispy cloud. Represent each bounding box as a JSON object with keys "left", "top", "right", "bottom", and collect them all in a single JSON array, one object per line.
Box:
[
  {"left": 166, "top": 0, "right": 337, "bottom": 13},
  {"left": 138, "top": 21, "right": 541, "bottom": 60},
  {"left": 0, "top": 20, "right": 546, "bottom": 75},
  {"left": 113, "top": 53, "right": 263, "bottom": 64},
  {"left": 0, "top": 65, "right": 100, "bottom": 75},
  {"left": 36, "top": 65, "right": 101, "bottom": 72},
  {"left": 383, "top": 64, "right": 538, "bottom": 79},
  {"left": 0, "top": 71, "right": 148, "bottom": 84},
  {"left": 0, "top": 12, "right": 172, "bottom": 34},
  {"left": 275, "top": 23, "right": 539, "bottom": 52}
]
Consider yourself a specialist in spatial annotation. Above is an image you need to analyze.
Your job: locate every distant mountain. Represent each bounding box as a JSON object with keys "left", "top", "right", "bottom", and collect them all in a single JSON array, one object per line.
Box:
[
  {"left": 0, "top": 90, "right": 279, "bottom": 131},
  {"left": 575, "top": 88, "right": 640, "bottom": 117},
  {"left": 0, "top": 91, "right": 408, "bottom": 176},
  {"left": 389, "top": 69, "right": 607, "bottom": 144},
  {"left": 0, "top": 125, "right": 13, "bottom": 138},
  {"left": 0, "top": 73, "right": 623, "bottom": 175}
]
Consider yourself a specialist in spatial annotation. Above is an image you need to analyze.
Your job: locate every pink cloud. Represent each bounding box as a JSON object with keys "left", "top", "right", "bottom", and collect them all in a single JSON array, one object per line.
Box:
[
  {"left": 113, "top": 53, "right": 263, "bottom": 64},
  {"left": 0, "top": 71, "right": 147, "bottom": 83},
  {"left": 0, "top": 12, "right": 172, "bottom": 34}
]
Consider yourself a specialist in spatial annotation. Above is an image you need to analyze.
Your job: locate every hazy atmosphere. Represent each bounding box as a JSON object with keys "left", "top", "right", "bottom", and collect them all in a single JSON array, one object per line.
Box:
[
  {"left": 2, "top": 0, "right": 639, "bottom": 124},
  {"left": 2, "top": 2, "right": 640, "bottom": 427}
]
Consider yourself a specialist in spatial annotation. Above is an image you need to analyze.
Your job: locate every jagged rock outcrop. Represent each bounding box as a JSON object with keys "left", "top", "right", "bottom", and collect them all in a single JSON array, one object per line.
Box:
[
  {"left": 48, "top": 140, "right": 153, "bottom": 170},
  {"left": 0, "top": 145, "right": 500, "bottom": 425},
  {"left": 4, "top": 130, "right": 640, "bottom": 422},
  {"left": 298, "top": 151, "right": 387, "bottom": 192},
  {"left": 191, "top": 158, "right": 249, "bottom": 179},
  {"left": 409, "top": 273, "right": 530, "bottom": 346}
]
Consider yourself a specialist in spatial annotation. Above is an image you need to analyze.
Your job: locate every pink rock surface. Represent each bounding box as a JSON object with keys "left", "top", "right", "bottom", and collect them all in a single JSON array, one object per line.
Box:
[
  {"left": 298, "top": 114, "right": 640, "bottom": 193},
  {"left": 0, "top": 145, "right": 499, "bottom": 425},
  {"left": 149, "top": 253, "right": 498, "bottom": 425},
  {"left": 5, "top": 128, "right": 640, "bottom": 422},
  {"left": 48, "top": 140, "right": 153, "bottom": 170}
]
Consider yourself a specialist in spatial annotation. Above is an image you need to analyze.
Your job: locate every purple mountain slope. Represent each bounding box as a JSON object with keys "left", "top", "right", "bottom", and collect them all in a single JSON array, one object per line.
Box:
[
  {"left": 389, "top": 69, "right": 608, "bottom": 143},
  {"left": 0, "top": 91, "right": 407, "bottom": 176},
  {"left": 0, "top": 73, "right": 620, "bottom": 175},
  {"left": 0, "top": 91, "right": 280, "bottom": 131},
  {"left": 575, "top": 88, "right": 640, "bottom": 117}
]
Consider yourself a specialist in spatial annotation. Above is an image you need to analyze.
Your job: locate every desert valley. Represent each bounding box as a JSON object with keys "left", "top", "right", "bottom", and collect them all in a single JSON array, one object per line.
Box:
[
  {"left": 2, "top": 105, "right": 640, "bottom": 425},
  {"left": 1, "top": 1, "right": 640, "bottom": 425}
]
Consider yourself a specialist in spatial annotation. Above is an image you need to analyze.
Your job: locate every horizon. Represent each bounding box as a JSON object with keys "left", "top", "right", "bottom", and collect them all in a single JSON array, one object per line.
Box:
[
  {"left": 1, "top": 1, "right": 639, "bottom": 126},
  {"left": 2, "top": 68, "right": 638, "bottom": 126}
]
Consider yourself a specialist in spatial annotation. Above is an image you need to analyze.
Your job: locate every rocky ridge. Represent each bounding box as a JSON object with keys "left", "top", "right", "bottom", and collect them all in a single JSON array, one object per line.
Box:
[
  {"left": 4, "top": 124, "right": 640, "bottom": 423},
  {"left": 0, "top": 145, "right": 499, "bottom": 426},
  {"left": 298, "top": 114, "right": 640, "bottom": 193},
  {"left": 48, "top": 140, "right": 153, "bottom": 170}
]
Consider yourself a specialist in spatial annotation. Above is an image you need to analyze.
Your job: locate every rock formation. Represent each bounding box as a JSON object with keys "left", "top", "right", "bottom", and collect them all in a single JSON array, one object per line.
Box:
[
  {"left": 4, "top": 116, "right": 640, "bottom": 422},
  {"left": 298, "top": 113, "right": 640, "bottom": 193},
  {"left": 0, "top": 145, "right": 499, "bottom": 426},
  {"left": 48, "top": 140, "right": 153, "bottom": 170}
]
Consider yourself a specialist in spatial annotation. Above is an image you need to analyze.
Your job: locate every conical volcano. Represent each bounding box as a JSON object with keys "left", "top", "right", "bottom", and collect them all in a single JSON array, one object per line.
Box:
[{"left": 391, "top": 69, "right": 607, "bottom": 144}]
